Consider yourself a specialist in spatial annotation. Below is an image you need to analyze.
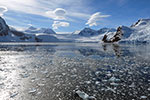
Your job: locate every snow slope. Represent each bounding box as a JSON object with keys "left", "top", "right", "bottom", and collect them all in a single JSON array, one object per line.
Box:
[
  {"left": 35, "top": 33, "right": 59, "bottom": 42},
  {"left": 124, "top": 19, "right": 150, "bottom": 42}
]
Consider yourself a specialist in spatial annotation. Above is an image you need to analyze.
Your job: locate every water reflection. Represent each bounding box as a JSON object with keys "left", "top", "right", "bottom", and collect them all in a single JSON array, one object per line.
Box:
[{"left": 102, "top": 44, "right": 122, "bottom": 57}]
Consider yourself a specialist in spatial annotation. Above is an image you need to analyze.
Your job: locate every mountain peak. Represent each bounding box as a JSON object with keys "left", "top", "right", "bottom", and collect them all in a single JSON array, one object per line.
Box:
[
  {"left": 79, "top": 28, "right": 97, "bottom": 36},
  {"left": 131, "top": 18, "right": 150, "bottom": 27},
  {"left": 28, "top": 26, "right": 37, "bottom": 30}
]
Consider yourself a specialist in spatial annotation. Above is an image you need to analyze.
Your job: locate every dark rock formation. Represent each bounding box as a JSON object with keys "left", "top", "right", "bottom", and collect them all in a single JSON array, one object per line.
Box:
[
  {"left": 0, "top": 17, "right": 9, "bottom": 36},
  {"left": 102, "top": 26, "right": 123, "bottom": 43}
]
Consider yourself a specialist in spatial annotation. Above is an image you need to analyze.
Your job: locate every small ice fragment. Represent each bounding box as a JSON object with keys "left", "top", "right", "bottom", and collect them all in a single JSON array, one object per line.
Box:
[
  {"left": 106, "top": 73, "right": 111, "bottom": 77},
  {"left": 128, "top": 72, "right": 133, "bottom": 74},
  {"left": 28, "top": 88, "right": 37, "bottom": 94},
  {"left": 95, "top": 71, "right": 100, "bottom": 75},
  {"left": 62, "top": 73, "right": 66, "bottom": 76},
  {"left": 38, "top": 83, "right": 45, "bottom": 87},
  {"left": 148, "top": 88, "right": 150, "bottom": 91},
  {"left": 37, "top": 91, "right": 42, "bottom": 95},
  {"left": 102, "top": 80, "right": 107, "bottom": 82},
  {"left": 75, "top": 90, "right": 96, "bottom": 100},
  {"left": 0, "top": 82, "right": 4, "bottom": 86},
  {"left": 140, "top": 96, "right": 147, "bottom": 99},
  {"left": 129, "top": 83, "right": 135, "bottom": 88},
  {"left": 89, "top": 96, "right": 96, "bottom": 100},
  {"left": 110, "top": 82, "right": 119, "bottom": 86},
  {"left": 109, "top": 77, "right": 120, "bottom": 82},
  {"left": 105, "top": 87, "right": 116, "bottom": 93},
  {"left": 85, "top": 81, "right": 91, "bottom": 84},
  {"left": 10, "top": 92, "right": 18, "bottom": 98},
  {"left": 75, "top": 90, "right": 89, "bottom": 100},
  {"left": 95, "top": 81, "right": 100, "bottom": 85},
  {"left": 71, "top": 75, "right": 77, "bottom": 78},
  {"left": 41, "top": 70, "right": 48, "bottom": 74},
  {"left": 46, "top": 74, "right": 50, "bottom": 78}
]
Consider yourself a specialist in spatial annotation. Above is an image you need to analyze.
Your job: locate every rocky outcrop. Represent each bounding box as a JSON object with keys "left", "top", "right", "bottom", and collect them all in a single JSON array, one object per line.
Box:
[
  {"left": 0, "top": 17, "right": 9, "bottom": 36},
  {"left": 102, "top": 26, "right": 123, "bottom": 43},
  {"left": 131, "top": 19, "right": 150, "bottom": 28}
]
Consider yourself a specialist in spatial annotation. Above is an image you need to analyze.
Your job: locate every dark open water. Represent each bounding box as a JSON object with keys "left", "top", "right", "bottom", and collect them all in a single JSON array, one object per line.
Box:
[{"left": 0, "top": 43, "right": 150, "bottom": 100}]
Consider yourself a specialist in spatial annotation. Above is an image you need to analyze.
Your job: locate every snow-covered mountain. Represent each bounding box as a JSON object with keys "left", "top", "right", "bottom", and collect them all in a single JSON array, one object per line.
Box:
[
  {"left": 120, "top": 19, "right": 150, "bottom": 42},
  {"left": 79, "top": 28, "right": 98, "bottom": 36},
  {"left": 78, "top": 27, "right": 116, "bottom": 37},
  {"left": 25, "top": 26, "right": 56, "bottom": 34},
  {"left": 73, "top": 18, "right": 150, "bottom": 43},
  {"left": 0, "top": 17, "right": 59, "bottom": 42}
]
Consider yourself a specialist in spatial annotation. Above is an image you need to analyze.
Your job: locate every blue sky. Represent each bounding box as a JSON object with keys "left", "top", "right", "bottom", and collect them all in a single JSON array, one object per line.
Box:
[{"left": 0, "top": 0, "right": 150, "bottom": 33}]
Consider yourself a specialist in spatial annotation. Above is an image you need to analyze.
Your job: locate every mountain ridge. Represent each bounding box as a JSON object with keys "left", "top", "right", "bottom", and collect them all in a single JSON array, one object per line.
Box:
[{"left": 0, "top": 16, "right": 150, "bottom": 43}]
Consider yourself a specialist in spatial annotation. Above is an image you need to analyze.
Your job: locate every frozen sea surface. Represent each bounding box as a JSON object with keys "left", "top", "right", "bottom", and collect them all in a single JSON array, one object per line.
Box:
[{"left": 0, "top": 43, "right": 150, "bottom": 100}]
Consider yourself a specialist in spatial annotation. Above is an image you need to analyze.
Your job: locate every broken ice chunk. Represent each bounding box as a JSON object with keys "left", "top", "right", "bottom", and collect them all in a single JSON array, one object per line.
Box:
[
  {"left": 140, "top": 96, "right": 147, "bottom": 99},
  {"left": 95, "top": 81, "right": 100, "bottom": 85},
  {"left": 10, "top": 92, "right": 18, "bottom": 98},
  {"left": 129, "top": 83, "right": 135, "bottom": 88},
  {"left": 28, "top": 88, "right": 37, "bottom": 94},
  {"left": 110, "top": 82, "right": 119, "bottom": 86},
  {"left": 85, "top": 81, "right": 91, "bottom": 84},
  {"left": 106, "top": 73, "right": 112, "bottom": 77},
  {"left": 38, "top": 83, "right": 45, "bottom": 87},
  {"left": 95, "top": 71, "right": 100, "bottom": 75},
  {"left": 75, "top": 90, "right": 96, "bottom": 100},
  {"left": 105, "top": 87, "right": 116, "bottom": 93},
  {"left": 109, "top": 77, "right": 120, "bottom": 82}
]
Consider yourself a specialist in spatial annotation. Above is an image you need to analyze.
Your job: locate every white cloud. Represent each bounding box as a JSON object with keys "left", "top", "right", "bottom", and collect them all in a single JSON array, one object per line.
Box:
[
  {"left": 86, "top": 12, "right": 110, "bottom": 27},
  {"left": 54, "top": 8, "right": 66, "bottom": 16},
  {"left": 0, "top": 6, "right": 8, "bottom": 16},
  {"left": 46, "top": 8, "right": 66, "bottom": 20},
  {"left": 52, "top": 21, "right": 70, "bottom": 29}
]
